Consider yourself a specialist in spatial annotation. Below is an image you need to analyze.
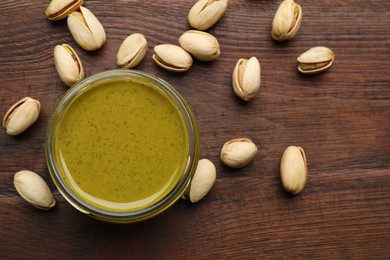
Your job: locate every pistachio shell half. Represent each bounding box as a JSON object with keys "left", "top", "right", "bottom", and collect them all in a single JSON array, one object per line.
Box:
[
  {"left": 179, "top": 30, "right": 220, "bottom": 61},
  {"left": 280, "top": 146, "right": 307, "bottom": 195},
  {"left": 3, "top": 97, "right": 40, "bottom": 135},
  {"left": 188, "top": 159, "right": 217, "bottom": 203},
  {"left": 14, "top": 170, "right": 56, "bottom": 210},
  {"left": 67, "top": 6, "right": 106, "bottom": 51},
  {"left": 188, "top": 0, "right": 228, "bottom": 30},
  {"left": 117, "top": 33, "right": 148, "bottom": 69},
  {"left": 54, "top": 44, "right": 84, "bottom": 87},
  {"left": 297, "top": 46, "right": 334, "bottom": 74},
  {"left": 220, "top": 138, "right": 258, "bottom": 168},
  {"left": 45, "top": 0, "right": 83, "bottom": 21},
  {"left": 271, "top": 0, "right": 302, "bottom": 41},
  {"left": 152, "top": 44, "right": 193, "bottom": 72},
  {"left": 232, "top": 57, "right": 261, "bottom": 101}
]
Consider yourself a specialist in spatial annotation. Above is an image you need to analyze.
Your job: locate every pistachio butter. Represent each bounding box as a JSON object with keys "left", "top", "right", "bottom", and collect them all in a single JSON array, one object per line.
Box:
[{"left": 54, "top": 79, "right": 189, "bottom": 212}]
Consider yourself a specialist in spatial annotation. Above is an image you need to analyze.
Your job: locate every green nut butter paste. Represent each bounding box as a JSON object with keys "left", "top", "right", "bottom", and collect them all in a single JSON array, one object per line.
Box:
[{"left": 55, "top": 80, "right": 189, "bottom": 212}]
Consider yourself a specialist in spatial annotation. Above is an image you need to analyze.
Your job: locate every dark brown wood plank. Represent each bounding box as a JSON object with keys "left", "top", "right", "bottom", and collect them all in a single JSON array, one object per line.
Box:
[{"left": 0, "top": 0, "right": 389, "bottom": 259}]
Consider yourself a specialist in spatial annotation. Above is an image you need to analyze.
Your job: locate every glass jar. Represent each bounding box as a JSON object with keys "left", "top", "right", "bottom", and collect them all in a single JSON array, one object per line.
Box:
[{"left": 46, "top": 70, "right": 199, "bottom": 223}]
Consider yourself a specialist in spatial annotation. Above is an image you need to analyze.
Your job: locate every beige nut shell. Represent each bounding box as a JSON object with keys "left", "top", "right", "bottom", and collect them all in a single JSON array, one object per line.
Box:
[
  {"left": 14, "top": 170, "right": 56, "bottom": 210},
  {"left": 280, "top": 146, "right": 308, "bottom": 194}
]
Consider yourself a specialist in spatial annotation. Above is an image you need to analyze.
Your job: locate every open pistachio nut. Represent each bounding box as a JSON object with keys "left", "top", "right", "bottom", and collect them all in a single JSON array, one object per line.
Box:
[
  {"left": 271, "top": 0, "right": 302, "bottom": 41},
  {"left": 117, "top": 33, "right": 148, "bottom": 69},
  {"left": 67, "top": 6, "right": 106, "bottom": 51},
  {"left": 45, "top": 0, "right": 83, "bottom": 21},
  {"left": 297, "top": 46, "right": 334, "bottom": 74},
  {"left": 220, "top": 138, "right": 258, "bottom": 168},
  {"left": 232, "top": 57, "right": 261, "bottom": 101},
  {"left": 188, "top": 0, "right": 228, "bottom": 30},
  {"left": 152, "top": 44, "right": 193, "bottom": 72},
  {"left": 179, "top": 30, "right": 220, "bottom": 61},
  {"left": 3, "top": 97, "right": 40, "bottom": 136},
  {"left": 54, "top": 44, "right": 84, "bottom": 87}
]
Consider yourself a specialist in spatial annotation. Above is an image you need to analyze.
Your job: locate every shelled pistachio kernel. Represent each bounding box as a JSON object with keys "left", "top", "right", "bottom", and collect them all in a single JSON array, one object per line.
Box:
[
  {"left": 280, "top": 146, "right": 307, "bottom": 194},
  {"left": 188, "top": 0, "right": 228, "bottom": 30},
  {"left": 45, "top": 0, "right": 83, "bottom": 21},
  {"left": 67, "top": 6, "right": 106, "bottom": 51},
  {"left": 14, "top": 170, "right": 56, "bottom": 210},
  {"left": 152, "top": 44, "right": 193, "bottom": 72},
  {"left": 232, "top": 57, "right": 261, "bottom": 101},
  {"left": 271, "top": 0, "right": 302, "bottom": 41},
  {"left": 117, "top": 33, "right": 148, "bottom": 69},
  {"left": 220, "top": 138, "right": 257, "bottom": 168},
  {"left": 297, "top": 46, "right": 334, "bottom": 74},
  {"left": 3, "top": 97, "right": 40, "bottom": 135},
  {"left": 54, "top": 44, "right": 84, "bottom": 87}
]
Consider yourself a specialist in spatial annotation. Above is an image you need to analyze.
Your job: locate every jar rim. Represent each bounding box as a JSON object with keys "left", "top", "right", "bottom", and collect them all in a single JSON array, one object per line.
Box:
[{"left": 46, "top": 69, "right": 199, "bottom": 223}]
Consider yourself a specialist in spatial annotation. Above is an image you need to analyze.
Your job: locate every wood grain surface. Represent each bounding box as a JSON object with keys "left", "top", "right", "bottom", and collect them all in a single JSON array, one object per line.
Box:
[{"left": 1, "top": 0, "right": 389, "bottom": 259}]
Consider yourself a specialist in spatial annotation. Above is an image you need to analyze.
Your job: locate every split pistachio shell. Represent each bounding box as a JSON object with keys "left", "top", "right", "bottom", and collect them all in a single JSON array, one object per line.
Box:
[
  {"left": 117, "top": 33, "right": 148, "bottom": 69},
  {"left": 220, "top": 138, "right": 257, "bottom": 168},
  {"left": 232, "top": 57, "right": 261, "bottom": 101},
  {"left": 188, "top": 0, "right": 228, "bottom": 30},
  {"left": 280, "top": 146, "right": 307, "bottom": 195},
  {"left": 54, "top": 44, "right": 84, "bottom": 87},
  {"left": 152, "top": 44, "right": 193, "bottom": 72},
  {"left": 3, "top": 97, "right": 40, "bottom": 135},
  {"left": 179, "top": 30, "right": 220, "bottom": 61},
  {"left": 297, "top": 46, "right": 334, "bottom": 74},
  {"left": 67, "top": 6, "right": 106, "bottom": 51},
  {"left": 188, "top": 159, "right": 217, "bottom": 203},
  {"left": 14, "top": 170, "right": 56, "bottom": 210},
  {"left": 271, "top": 0, "right": 302, "bottom": 41},
  {"left": 45, "top": 0, "right": 83, "bottom": 21}
]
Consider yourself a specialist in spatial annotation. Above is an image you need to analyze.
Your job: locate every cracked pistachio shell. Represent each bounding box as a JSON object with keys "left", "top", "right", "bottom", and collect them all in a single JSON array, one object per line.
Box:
[
  {"left": 179, "top": 30, "right": 220, "bottom": 61},
  {"left": 188, "top": 0, "right": 228, "bottom": 30},
  {"left": 297, "top": 46, "right": 334, "bottom": 74},
  {"left": 14, "top": 170, "right": 56, "bottom": 210},
  {"left": 3, "top": 97, "right": 40, "bottom": 135},
  {"left": 232, "top": 57, "right": 261, "bottom": 101},
  {"left": 220, "top": 138, "right": 257, "bottom": 168},
  {"left": 152, "top": 44, "right": 193, "bottom": 72},
  {"left": 54, "top": 44, "right": 84, "bottom": 87},
  {"left": 45, "top": 0, "right": 83, "bottom": 21},
  {"left": 117, "top": 33, "right": 148, "bottom": 69},
  {"left": 280, "top": 146, "right": 307, "bottom": 195},
  {"left": 67, "top": 6, "right": 106, "bottom": 51},
  {"left": 271, "top": 0, "right": 302, "bottom": 41},
  {"left": 187, "top": 159, "right": 217, "bottom": 203}
]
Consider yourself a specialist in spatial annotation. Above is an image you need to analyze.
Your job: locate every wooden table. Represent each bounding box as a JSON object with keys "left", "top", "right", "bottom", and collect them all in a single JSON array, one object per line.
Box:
[{"left": 1, "top": 0, "right": 389, "bottom": 258}]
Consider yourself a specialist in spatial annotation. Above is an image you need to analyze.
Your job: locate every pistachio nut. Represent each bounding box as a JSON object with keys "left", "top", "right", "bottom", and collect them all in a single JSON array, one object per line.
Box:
[
  {"left": 3, "top": 97, "right": 40, "bottom": 135},
  {"left": 54, "top": 44, "right": 84, "bottom": 87},
  {"left": 297, "top": 46, "right": 334, "bottom": 74},
  {"left": 188, "top": 0, "right": 229, "bottom": 30},
  {"left": 220, "top": 138, "right": 257, "bottom": 168},
  {"left": 232, "top": 57, "right": 261, "bottom": 101},
  {"left": 14, "top": 170, "right": 56, "bottom": 210},
  {"left": 117, "top": 33, "right": 148, "bottom": 69},
  {"left": 186, "top": 159, "right": 217, "bottom": 203},
  {"left": 179, "top": 30, "right": 220, "bottom": 61},
  {"left": 45, "top": 0, "right": 83, "bottom": 21},
  {"left": 280, "top": 146, "right": 307, "bottom": 195},
  {"left": 152, "top": 44, "right": 193, "bottom": 72},
  {"left": 67, "top": 6, "right": 106, "bottom": 51},
  {"left": 271, "top": 0, "right": 302, "bottom": 41}
]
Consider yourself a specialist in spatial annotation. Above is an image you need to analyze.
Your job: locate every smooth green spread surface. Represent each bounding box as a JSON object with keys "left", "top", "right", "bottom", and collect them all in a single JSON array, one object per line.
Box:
[{"left": 55, "top": 80, "right": 188, "bottom": 212}]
